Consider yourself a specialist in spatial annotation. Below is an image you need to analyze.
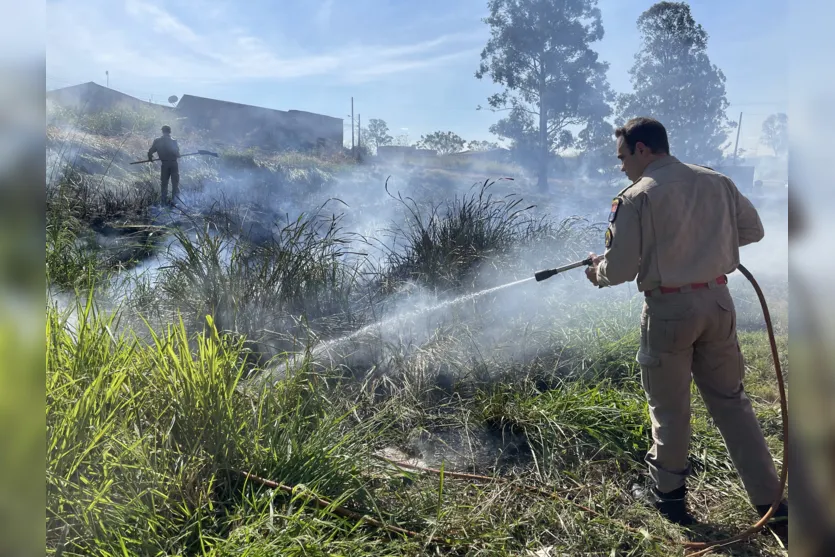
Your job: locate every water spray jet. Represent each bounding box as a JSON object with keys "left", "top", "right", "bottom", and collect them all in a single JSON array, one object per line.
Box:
[{"left": 253, "top": 257, "right": 595, "bottom": 386}]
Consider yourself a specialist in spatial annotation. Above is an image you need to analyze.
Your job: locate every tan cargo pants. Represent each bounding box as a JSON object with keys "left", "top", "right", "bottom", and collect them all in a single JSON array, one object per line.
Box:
[
  {"left": 637, "top": 282, "right": 780, "bottom": 506},
  {"left": 160, "top": 160, "right": 180, "bottom": 204}
]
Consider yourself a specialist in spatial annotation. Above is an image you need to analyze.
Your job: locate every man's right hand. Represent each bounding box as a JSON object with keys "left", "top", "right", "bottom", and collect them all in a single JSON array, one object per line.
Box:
[{"left": 585, "top": 252, "right": 605, "bottom": 286}]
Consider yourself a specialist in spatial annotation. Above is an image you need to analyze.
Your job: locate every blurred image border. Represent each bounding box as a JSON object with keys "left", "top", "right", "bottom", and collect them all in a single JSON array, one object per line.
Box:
[
  {"left": 785, "top": 1, "right": 835, "bottom": 554},
  {"left": 0, "top": 55, "right": 47, "bottom": 557},
  {"left": 1, "top": 1, "right": 833, "bottom": 555}
]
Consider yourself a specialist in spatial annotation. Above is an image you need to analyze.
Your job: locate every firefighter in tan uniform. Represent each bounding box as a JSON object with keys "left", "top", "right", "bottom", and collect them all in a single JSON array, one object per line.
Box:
[
  {"left": 147, "top": 125, "right": 180, "bottom": 205},
  {"left": 585, "top": 117, "right": 788, "bottom": 527}
]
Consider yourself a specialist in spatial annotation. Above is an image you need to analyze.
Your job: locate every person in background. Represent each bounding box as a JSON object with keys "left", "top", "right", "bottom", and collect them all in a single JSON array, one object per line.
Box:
[{"left": 147, "top": 125, "right": 180, "bottom": 205}]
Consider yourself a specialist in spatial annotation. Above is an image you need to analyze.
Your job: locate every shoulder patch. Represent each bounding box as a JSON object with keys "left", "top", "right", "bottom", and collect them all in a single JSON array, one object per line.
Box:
[
  {"left": 605, "top": 226, "right": 613, "bottom": 248},
  {"left": 608, "top": 198, "right": 621, "bottom": 223}
]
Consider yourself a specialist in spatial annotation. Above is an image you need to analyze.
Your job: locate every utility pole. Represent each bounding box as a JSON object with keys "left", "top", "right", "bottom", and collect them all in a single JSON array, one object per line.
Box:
[
  {"left": 357, "top": 114, "right": 361, "bottom": 161},
  {"left": 732, "top": 111, "right": 743, "bottom": 165},
  {"left": 105, "top": 70, "right": 109, "bottom": 87},
  {"left": 351, "top": 97, "right": 355, "bottom": 151}
]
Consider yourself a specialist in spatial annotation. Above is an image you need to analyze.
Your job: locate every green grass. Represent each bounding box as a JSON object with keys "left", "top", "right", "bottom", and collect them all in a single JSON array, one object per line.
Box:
[
  {"left": 47, "top": 298, "right": 379, "bottom": 556},
  {"left": 46, "top": 291, "right": 788, "bottom": 556}
]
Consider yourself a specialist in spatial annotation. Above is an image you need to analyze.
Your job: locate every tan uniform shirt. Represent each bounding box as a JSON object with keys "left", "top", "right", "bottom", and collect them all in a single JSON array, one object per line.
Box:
[
  {"left": 148, "top": 135, "right": 180, "bottom": 161},
  {"left": 596, "top": 155, "right": 764, "bottom": 291}
]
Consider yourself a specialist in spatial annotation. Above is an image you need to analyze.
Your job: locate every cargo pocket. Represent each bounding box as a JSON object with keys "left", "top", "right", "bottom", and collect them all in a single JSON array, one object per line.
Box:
[
  {"left": 715, "top": 297, "right": 737, "bottom": 342},
  {"left": 644, "top": 300, "right": 694, "bottom": 353},
  {"left": 636, "top": 349, "right": 660, "bottom": 395},
  {"left": 646, "top": 313, "right": 682, "bottom": 354}
]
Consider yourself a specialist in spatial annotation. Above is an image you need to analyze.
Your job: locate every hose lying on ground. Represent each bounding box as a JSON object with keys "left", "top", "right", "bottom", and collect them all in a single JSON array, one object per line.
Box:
[{"left": 237, "top": 263, "right": 788, "bottom": 556}]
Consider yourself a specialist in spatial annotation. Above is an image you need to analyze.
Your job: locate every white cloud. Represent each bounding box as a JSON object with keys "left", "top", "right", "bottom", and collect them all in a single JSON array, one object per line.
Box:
[{"left": 46, "top": 0, "right": 485, "bottom": 86}]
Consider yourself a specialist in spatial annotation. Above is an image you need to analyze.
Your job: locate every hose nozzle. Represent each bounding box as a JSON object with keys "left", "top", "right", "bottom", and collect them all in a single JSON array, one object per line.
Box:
[
  {"left": 534, "top": 268, "right": 559, "bottom": 282},
  {"left": 534, "top": 256, "right": 594, "bottom": 282}
]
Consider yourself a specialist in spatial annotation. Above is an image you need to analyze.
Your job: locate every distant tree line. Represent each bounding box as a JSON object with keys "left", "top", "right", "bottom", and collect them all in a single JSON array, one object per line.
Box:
[{"left": 359, "top": 119, "right": 500, "bottom": 156}]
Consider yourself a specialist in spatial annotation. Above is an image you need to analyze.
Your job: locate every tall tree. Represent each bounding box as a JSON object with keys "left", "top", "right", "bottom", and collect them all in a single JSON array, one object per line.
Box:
[
  {"left": 475, "top": 0, "right": 614, "bottom": 190},
  {"left": 415, "top": 131, "right": 466, "bottom": 155},
  {"left": 362, "top": 118, "right": 394, "bottom": 153},
  {"left": 760, "top": 112, "right": 788, "bottom": 156},
  {"left": 617, "top": 2, "right": 733, "bottom": 166}
]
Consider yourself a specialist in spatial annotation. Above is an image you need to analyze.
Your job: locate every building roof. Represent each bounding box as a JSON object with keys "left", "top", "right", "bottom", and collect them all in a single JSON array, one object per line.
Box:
[
  {"left": 48, "top": 83, "right": 342, "bottom": 124},
  {"left": 47, "top": 81, "right": 114, "bottom": 97},
  {"left": 47, "top": 81, "right": 170, "bottom": 109},
  {"left": 176, "top": 93, "right": 342, "bottom": 123}
]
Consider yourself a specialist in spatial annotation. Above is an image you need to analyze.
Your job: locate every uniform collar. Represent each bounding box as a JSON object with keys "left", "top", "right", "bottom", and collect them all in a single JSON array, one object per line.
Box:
[
  {"left": 641, "top": 155, "right": 679, "bottom": 178},
  {"left": 616, "top": 155, "right": 680, "bottom": 196}
]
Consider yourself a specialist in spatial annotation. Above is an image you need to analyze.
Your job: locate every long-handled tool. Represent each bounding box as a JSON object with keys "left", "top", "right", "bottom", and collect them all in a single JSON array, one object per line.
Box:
[{"left": 129, "top": 150, "right": 219, "bottom": 164}]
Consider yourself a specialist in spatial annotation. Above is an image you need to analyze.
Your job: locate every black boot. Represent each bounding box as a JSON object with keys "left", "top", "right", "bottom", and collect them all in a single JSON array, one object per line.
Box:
[{"left": 632, "top": 483, "right": 696, "bottom": 526}]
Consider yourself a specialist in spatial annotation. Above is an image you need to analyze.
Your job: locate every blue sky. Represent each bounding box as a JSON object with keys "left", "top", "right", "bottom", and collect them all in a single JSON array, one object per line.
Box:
[{"left": 46, "top": 0, "right": 788, "bottom": 155}]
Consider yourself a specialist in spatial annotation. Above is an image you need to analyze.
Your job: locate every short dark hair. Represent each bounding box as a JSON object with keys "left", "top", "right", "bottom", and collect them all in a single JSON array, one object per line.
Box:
[
  {"left": 615, "top": 117, "right": 669, "bottom": 155},
  {"left": 161, "top": 125, "right": 171, "bottom": 134}
]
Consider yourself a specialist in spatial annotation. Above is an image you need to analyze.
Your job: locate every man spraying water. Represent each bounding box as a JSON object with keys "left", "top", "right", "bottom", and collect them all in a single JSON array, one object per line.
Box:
[{"left": 582, "top": 117, "right": 787, "bottom": 530}]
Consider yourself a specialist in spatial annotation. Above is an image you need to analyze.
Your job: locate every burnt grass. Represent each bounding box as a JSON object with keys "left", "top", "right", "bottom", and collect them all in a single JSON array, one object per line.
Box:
[{"left": 46, "top": 127, "right": 789, "bottom": 557}]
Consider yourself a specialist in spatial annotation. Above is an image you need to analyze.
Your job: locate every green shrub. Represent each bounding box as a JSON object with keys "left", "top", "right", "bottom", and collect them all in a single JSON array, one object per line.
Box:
[{"left": 381, "top": 179, "right": 554, "bottom": 292}]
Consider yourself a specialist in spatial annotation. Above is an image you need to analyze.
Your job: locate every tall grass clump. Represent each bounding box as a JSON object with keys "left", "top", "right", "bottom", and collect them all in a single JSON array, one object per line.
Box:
[
  {"left": 46, "top": 165, "right": 161, "bottom": 289},
  {"left": 46, "top": 295, "right": 377, "bottom": 556},
  {"left": 46, "top": 170, "right": 102, "bottom": 290},
  {"left": 47, "top": 164, "right": 158, "bottom": 227},
  {"left": 46, "top": 213, "right": 100, "bottom": 291},
  {"left": 381, "top": 180, "right": 556, "bottom": 292},
  {"left": 156, "top": 209, "right": 368, "bottom": 359}
]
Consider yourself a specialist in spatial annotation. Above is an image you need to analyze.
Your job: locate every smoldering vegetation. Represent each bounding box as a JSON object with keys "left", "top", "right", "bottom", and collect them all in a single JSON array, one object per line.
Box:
[{"left": 46, "top": 107, "right": 789, "bottom": 557}]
